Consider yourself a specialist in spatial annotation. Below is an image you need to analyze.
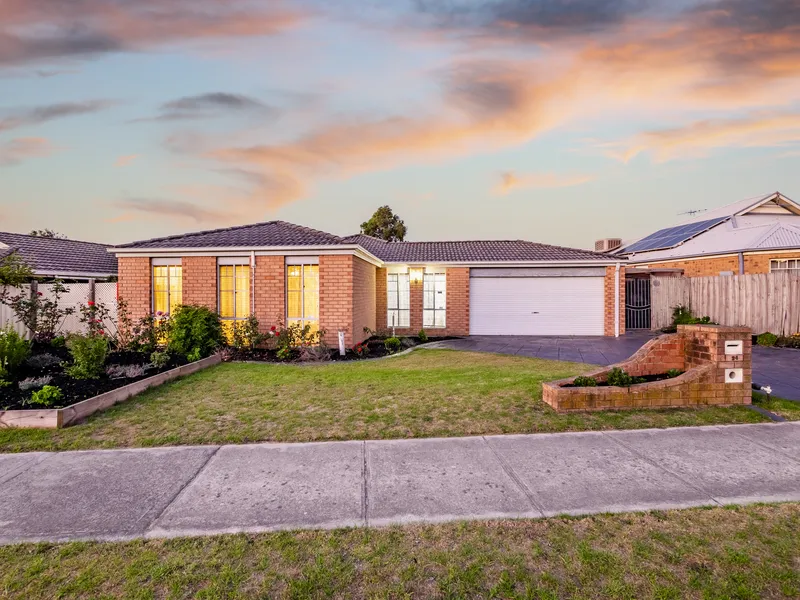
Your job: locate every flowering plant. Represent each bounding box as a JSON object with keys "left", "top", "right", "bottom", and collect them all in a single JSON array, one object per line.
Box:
[
  {"left": 0, "top": 280, "right": 74, "bottom": 343},
  {"left": 352, "top": 342, "right": 370, "bottom": 358}
]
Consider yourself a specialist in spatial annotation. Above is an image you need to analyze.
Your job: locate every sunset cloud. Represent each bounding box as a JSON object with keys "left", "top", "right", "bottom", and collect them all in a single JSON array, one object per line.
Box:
[
  {"left": 114, "top": 154, "right": 139, "bottom": 167},
  {"left": 0, "top": 137, "right": 58, "bottom": 166},
  {"left": 134, "top": 93, "right": 271, "bottom": 123},
  {"left": 0, "top": 0, "right": 307, "bottom": 66},
  {"left": 494, "top": 170, "right": 594, "bottom": 194},
  {"left": 113, "top": 197, "right": 228, "bottom": 223},
  {"left": 0, "top": 100, "right": 114, "bottom": 132}
]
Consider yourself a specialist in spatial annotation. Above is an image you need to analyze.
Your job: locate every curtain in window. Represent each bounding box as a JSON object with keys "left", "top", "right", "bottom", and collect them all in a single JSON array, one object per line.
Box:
[
  {"left": 287, "top": 264, "right": 319, "bottom": 333},
  {"left": 387, "top": 273, "right": 410, "bottom": 328},
  {"left": 152, "top": 264, "right": 182, "bottom": 315},
  {"left": 423, "top": 272, "right": 446, "bottom": 328}
]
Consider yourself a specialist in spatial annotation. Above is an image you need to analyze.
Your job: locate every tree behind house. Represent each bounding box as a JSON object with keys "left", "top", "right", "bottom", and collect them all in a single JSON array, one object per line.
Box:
[{"left": 360, "top": 206, "right": 407, "bottom": 242}]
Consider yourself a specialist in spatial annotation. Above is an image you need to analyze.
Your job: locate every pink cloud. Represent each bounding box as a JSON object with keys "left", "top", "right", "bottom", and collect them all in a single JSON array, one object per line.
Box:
[
  {"left": 114, "top": 154, "right": 139, "bottom": 167},
  {"left": 0, "top": 137, "right": 58, "bottom": 166}
]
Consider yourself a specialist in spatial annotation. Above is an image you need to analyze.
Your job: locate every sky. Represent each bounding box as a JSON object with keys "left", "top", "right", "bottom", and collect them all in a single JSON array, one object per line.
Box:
[{"left": 1, "top": 0, "right": 799, "bottom": 249}]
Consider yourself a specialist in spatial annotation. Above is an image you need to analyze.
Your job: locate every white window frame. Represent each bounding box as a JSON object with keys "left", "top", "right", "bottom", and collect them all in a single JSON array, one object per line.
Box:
[
  {"left": 387, "top": 273, "right": 410, "bottom": 328},
  {"left": 151, "top": 259, "right": 182, "bottom": 316},
  {"left": 770, "top": 259, "right": 800, "bottom": 273},
  {"left": 423, "top": 271, "right": 446, "bottom": 329},
  {"left": 217, "top": 259, "right": 251, "bottom": 323}
]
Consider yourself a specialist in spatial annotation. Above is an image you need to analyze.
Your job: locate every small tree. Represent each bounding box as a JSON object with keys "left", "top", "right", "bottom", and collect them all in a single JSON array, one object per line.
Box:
[
  {"left": 29, "top": 229, "right": 66, "bottom": 239},
  {"left": 0, "top": 252, "right": 33, "bottom": 288},
  {"left": 360, "top": 206, "right": 407, "bottom": 242},
  {"left": 1, "top": 281, "right": 75, "bottom": 343}
]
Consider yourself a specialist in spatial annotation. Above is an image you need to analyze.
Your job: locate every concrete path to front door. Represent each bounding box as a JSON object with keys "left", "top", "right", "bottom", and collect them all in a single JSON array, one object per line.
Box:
[
  {"left": 427, "top": 333, "right": 800, "bottom": 401},
  {"left": 1, "top": 423, "right": 799, "bottom": 545}
]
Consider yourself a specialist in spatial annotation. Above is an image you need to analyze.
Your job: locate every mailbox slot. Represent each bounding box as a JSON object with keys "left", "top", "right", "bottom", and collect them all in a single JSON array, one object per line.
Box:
[{"left": 725, "top": 340, "right": 743, "bottom": 356}]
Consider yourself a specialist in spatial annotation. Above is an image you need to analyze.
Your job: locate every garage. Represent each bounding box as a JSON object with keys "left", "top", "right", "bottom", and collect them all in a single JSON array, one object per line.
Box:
[{"left": 469, "top": 268, "right": 606, "bottom": 336}]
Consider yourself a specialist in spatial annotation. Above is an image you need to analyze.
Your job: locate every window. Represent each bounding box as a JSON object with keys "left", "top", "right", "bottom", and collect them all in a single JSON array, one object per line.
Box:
[
  {"left": 770, "top": 259, "right": 800, "bottom": 274},
  {"left": 152, "top": 262, "right": 182, "bottom": 316},
  {"left": 287, "top": 263, "right": 319, "bottom": 333},
  {"left": 218, "top": 263, "right": 250, "bottom": 325},
  {"left": 387, "top": 273, "right": 410, "bottom": 328},
  {"left": 423, "top": 271, "right": 446, "bottom": 328}
]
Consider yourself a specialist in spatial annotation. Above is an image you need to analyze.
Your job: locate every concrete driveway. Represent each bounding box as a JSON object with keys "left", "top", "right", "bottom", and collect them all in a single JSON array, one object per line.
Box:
[
  {"left": 1, "top": 423, "right": 799, "bottom": 544},
  {"left": 428, "top": 333, "right": 800, "bottom": 400}
]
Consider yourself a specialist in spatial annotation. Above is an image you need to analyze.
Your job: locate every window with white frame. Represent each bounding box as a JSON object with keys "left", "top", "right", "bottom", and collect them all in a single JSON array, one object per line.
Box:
[
  {"left": 770, "top": 259, "right": 800, "bottom": 274},
  {"left": 423, "top": 271, "right": 446, "bottom": 328},
  {"left": 218, "top": 260, "right": 251, "bottom": 324},
  {"left": 152, "top": 260, "right": 182, "bottom": 316},
  {"left": 387, "top": 273, "right": 410, "bottom": 328},
  {"left": 287, "top": 262, "right": 319, "bottom": 334}
]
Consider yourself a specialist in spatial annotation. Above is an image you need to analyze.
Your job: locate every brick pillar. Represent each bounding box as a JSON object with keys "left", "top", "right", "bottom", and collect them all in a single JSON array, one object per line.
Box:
[
  {"left": 604, "top": 265, "right": 625, "bottom": 336},
  {"left": 409, "top": 276, "right": 423, "bottom": 334},
  {"left": 254, "top": 255, "right": 284, "bottom": 330},
  {"left": 117, "top": 256, "right": 151, "bottom": 322},
  {"left": 375, "top": 268, "right": 387, "bottom": 332},
  {"left": 319, "top": 255, "right": 354, "bottom": 346},
  {"left": 680, "top": 324, "right": 752, "bottom": 405},
  {"left": 444, "top": 267, "right": 469, "bottom": 336},
  {"left": 182, "top": 256, "right": 217, "bottom": 310}
]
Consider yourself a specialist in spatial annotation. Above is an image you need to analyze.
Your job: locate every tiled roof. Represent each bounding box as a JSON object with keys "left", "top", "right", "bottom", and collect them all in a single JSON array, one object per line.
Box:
[
  {"left": 115, "top": 221, "right": 346, "bottom": 249},
  {"left": 343, "top": 234, "right": 612, "bottom": 262},
  {"left": 0, "top": 232, "right": 117, "bottom": 276}
]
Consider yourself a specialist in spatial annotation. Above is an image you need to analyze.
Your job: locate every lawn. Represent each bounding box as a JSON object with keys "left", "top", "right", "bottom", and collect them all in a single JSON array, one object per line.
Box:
[
  {"left": 1, "top": 503, "right": 798, "bottom": 599},
  {"left": 0, "top": 349, "right": 784, "bottom": 453}
]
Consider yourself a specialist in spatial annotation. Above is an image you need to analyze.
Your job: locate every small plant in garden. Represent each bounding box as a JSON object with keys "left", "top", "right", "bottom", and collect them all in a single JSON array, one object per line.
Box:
[
  {"left": 65, "top": 333, "right": 109, "bottom": 379},
  {"left": 756, "top": 332, "right": 778, "bottom": 347},
  {"left": 276, "top": 346, "right": 293, "bottom": 361},
  {"left": 352, "top": 341, "right": 370, "bottom": 358},
  {"left": 149, "top": 350, "right": 171, "bottom": 369},
  {"left": 663, "top": 305, "right": 716, "bottom": 333},
  {"left": 51, "top": 335, "right": 66, "bottom": 349},
  {"left": 28, "top": 385, "right": 63, "bottom": 407},
  {"left": 298, "top": 343, "right": 331, "bottom": 362},
  {"left": 666, "top": 369, "right": 683, "bottom": 379},
  {"left": 0, "top": 325, "right": 30, "bottom": 380},
  {"left": 25, "top": 352, "right": 62, "bottom": 371},
  {"left": 0, "top": 280, "right": 75, "bottom": 342},
  {"left": 231, "top": 315, "right": 266, "bottom": 349},
  {"left": 418, "top": 329, "right": 428, "bottom": 343},
  {"left": 169, "top": 305, "right": 223, "bottom": 359},
  {"left": 106, "top": 363, "right": 146, "bottom": 379},
  {"left": 776, "top": 333, "right": 800, "bottom": 348},
  {"left": 606, "top": 367, "right": 645, "bottom": 387},
  {"left": 384, "top": 337, "right": 402, "bottom": 354},
  {"left": 572, "top": 375, "right": 597, "bottom": 387},
  {"left": 77, "top": 299, "right": 116, "bottom": 338},
  {"left": 18, "top": 375, "right": 52, "bottom": 391}
]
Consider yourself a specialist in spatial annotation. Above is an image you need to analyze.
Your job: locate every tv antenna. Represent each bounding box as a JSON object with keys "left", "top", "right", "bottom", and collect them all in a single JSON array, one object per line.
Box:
[{"left": 678, "top": 208, "right": 707, "bottom": 216}]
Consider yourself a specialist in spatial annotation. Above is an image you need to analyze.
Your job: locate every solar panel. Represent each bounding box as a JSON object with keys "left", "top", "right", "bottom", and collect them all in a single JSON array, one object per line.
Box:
[{"left": 622, "top": 217, "right": 729, "bottom": 254}]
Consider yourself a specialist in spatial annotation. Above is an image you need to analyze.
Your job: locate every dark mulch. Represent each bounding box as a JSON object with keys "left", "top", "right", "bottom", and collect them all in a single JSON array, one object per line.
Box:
[
  {"left": 222, "top": 336, "right": 462, "bottom": 363},
  {"left": 1, "top": 350, "right": 187, "bottom": 411},
  {"left": 562, "top": 372, "right": 683, "bottom": 388}
]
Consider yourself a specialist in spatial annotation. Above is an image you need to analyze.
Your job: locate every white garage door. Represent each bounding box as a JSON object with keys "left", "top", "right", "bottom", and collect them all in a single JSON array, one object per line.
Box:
[{"left": 469, "top": 275, "right": 605, "bottom": 336}]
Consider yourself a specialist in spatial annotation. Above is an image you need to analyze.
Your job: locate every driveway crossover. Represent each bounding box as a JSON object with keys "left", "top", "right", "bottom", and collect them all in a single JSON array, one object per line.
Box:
[{"left": 1, "top": 423, "right": 799, "bottom": 544}]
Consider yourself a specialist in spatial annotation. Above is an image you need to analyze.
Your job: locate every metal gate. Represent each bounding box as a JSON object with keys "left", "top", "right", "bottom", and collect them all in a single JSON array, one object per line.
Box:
[{"left": 625, "top": 278, "right": 651, "bottom": 330}]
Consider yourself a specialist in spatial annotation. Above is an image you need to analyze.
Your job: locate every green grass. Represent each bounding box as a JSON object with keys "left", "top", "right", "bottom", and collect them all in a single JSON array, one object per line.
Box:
[
  {"left": 1, "top": 504, "right": 798, "bottom": 599},
  {"left": 753, "top": 393, "right": 800, "bottom": 421},
  {"left": 0, "top": 349, "right": 776, "bottom": 453}
]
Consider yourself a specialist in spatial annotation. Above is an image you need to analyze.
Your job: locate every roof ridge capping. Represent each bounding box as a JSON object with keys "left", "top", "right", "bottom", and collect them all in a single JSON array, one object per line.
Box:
[{"left": 0, "top": 231, "right": 112, "bottom": 248}]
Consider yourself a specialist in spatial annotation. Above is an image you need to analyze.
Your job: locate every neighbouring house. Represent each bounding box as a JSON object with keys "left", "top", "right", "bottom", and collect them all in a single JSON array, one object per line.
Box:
[
  {"left": 0, "top": 231, "right": 118, "bottom": 280},
  {"left": 607, "top": 191, "right": 800, "bottom": 277},
  {"left": 110, "top": 221, "right": 627, "bottom": 346}
]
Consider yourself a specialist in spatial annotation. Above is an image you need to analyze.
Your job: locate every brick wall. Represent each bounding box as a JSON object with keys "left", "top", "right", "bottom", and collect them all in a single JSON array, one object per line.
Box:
[
  {"left": 743, "top": 251, "right": 800, "bottom": 274},
  {"left": 604, "top": 265, "right": 626, "bottom": 336},
  {"left": 254, "top": 255, "right": 284, "bottom": 330},
  {"left": 637, "top": 252, "right": 800, "bottom": 277},
  {"left": 319, "top": 254, "right": 354, "bottom": 347},
  {"left": 182, "top": 256, "right": 217, "bottom": 310},
  {"left": 543, "top": 324, "right": 751, "bottom": 411},
  {"left": 352, "top": 257, "right": 376, "bottom": 344},
  {"left": 117, "top": 256, "right": 151, "bottom": 322},
  {"left": 378, "top": 267, "right": 470, "bottom": 337}
]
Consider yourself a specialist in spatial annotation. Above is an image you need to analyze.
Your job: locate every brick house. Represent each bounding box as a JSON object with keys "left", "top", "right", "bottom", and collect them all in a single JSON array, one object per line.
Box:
[
  {"left": 611, "top": 192, "right": 800, "bottom": 277},
  {"left": 111, "top": 221, "right": 626, "bottom": 346}
]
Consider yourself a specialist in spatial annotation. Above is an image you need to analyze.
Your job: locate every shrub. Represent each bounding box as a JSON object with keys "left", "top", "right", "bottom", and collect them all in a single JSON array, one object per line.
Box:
[
  {"left": 384, "top": 337, "right": 402, "bottom": 354},
  {"left": 51, "top": 336, "right": 66, "bottom": 349},
  {"left": 352, "top": 342, "right": 370, "bottom": 358},
  {"left": 665, "top": 305, "right": 716, "bottom": 332},
  {"left": 0, "top": 280, "right": 75, "bottom": 343},
  {"left": 605, "top": 367, "right": 645, "bottom": 387},
  {"left": 666, "top": 368, "right": 683, "bottom": 379},
  {"left": 18, "top": 375, "right": 52, "bottom": 391},
  {"left": 29, "top": 385, "right": 63, "bottom": 407},
  {"left": 149, "top": 350, "right": 171, "bottom": 369},
  {"left": 573, "top": 375, "right": 597, "bottom": 387},
  {"left": 25, "top": 352, "right": 62, "bottom": 371},
  {"left": 298, "top": 343, "right": 331, "bottom": 362},
  {"left": 77, "top": 299, "right": 114, "bottom": 338},
  {"left": 106, "top": 363, "right": 146, "bottom": 379},
  {"left": 0, "top": 325, "right": 30, "bottom": 380},
  {"left": 65, "top": 334, "right": 108, "bottom": 379},
  {"left": 276, "top": 346, "right": 293, "bottom": 361},
  {"left": 169, "top": 305, "right": 223, "bottom": 359},
  {"left": 757, "top": 332, "right": 778, "bottom": 347},
  {"left": 776, "top": 334, "right": 800, "bottom": 349},
  {"left": 418, "top": 329, "right": 428, "bottom": 343},
  {"left": 230, "top": 315, "right": 266, "bottom": 350}
]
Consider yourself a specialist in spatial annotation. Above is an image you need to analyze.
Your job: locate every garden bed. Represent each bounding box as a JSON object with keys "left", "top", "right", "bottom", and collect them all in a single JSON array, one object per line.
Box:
[
  {"left": 560, "top": 371, "right": 683, "bottom": 387},
  {"left": 221, "top": 335, "right": 461, "bottom": 363}
]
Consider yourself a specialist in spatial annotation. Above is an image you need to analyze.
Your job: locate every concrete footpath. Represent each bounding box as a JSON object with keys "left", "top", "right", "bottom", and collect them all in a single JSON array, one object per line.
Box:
[{"left": 1, "top": 422, "right": 799, "bottom": 545}]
